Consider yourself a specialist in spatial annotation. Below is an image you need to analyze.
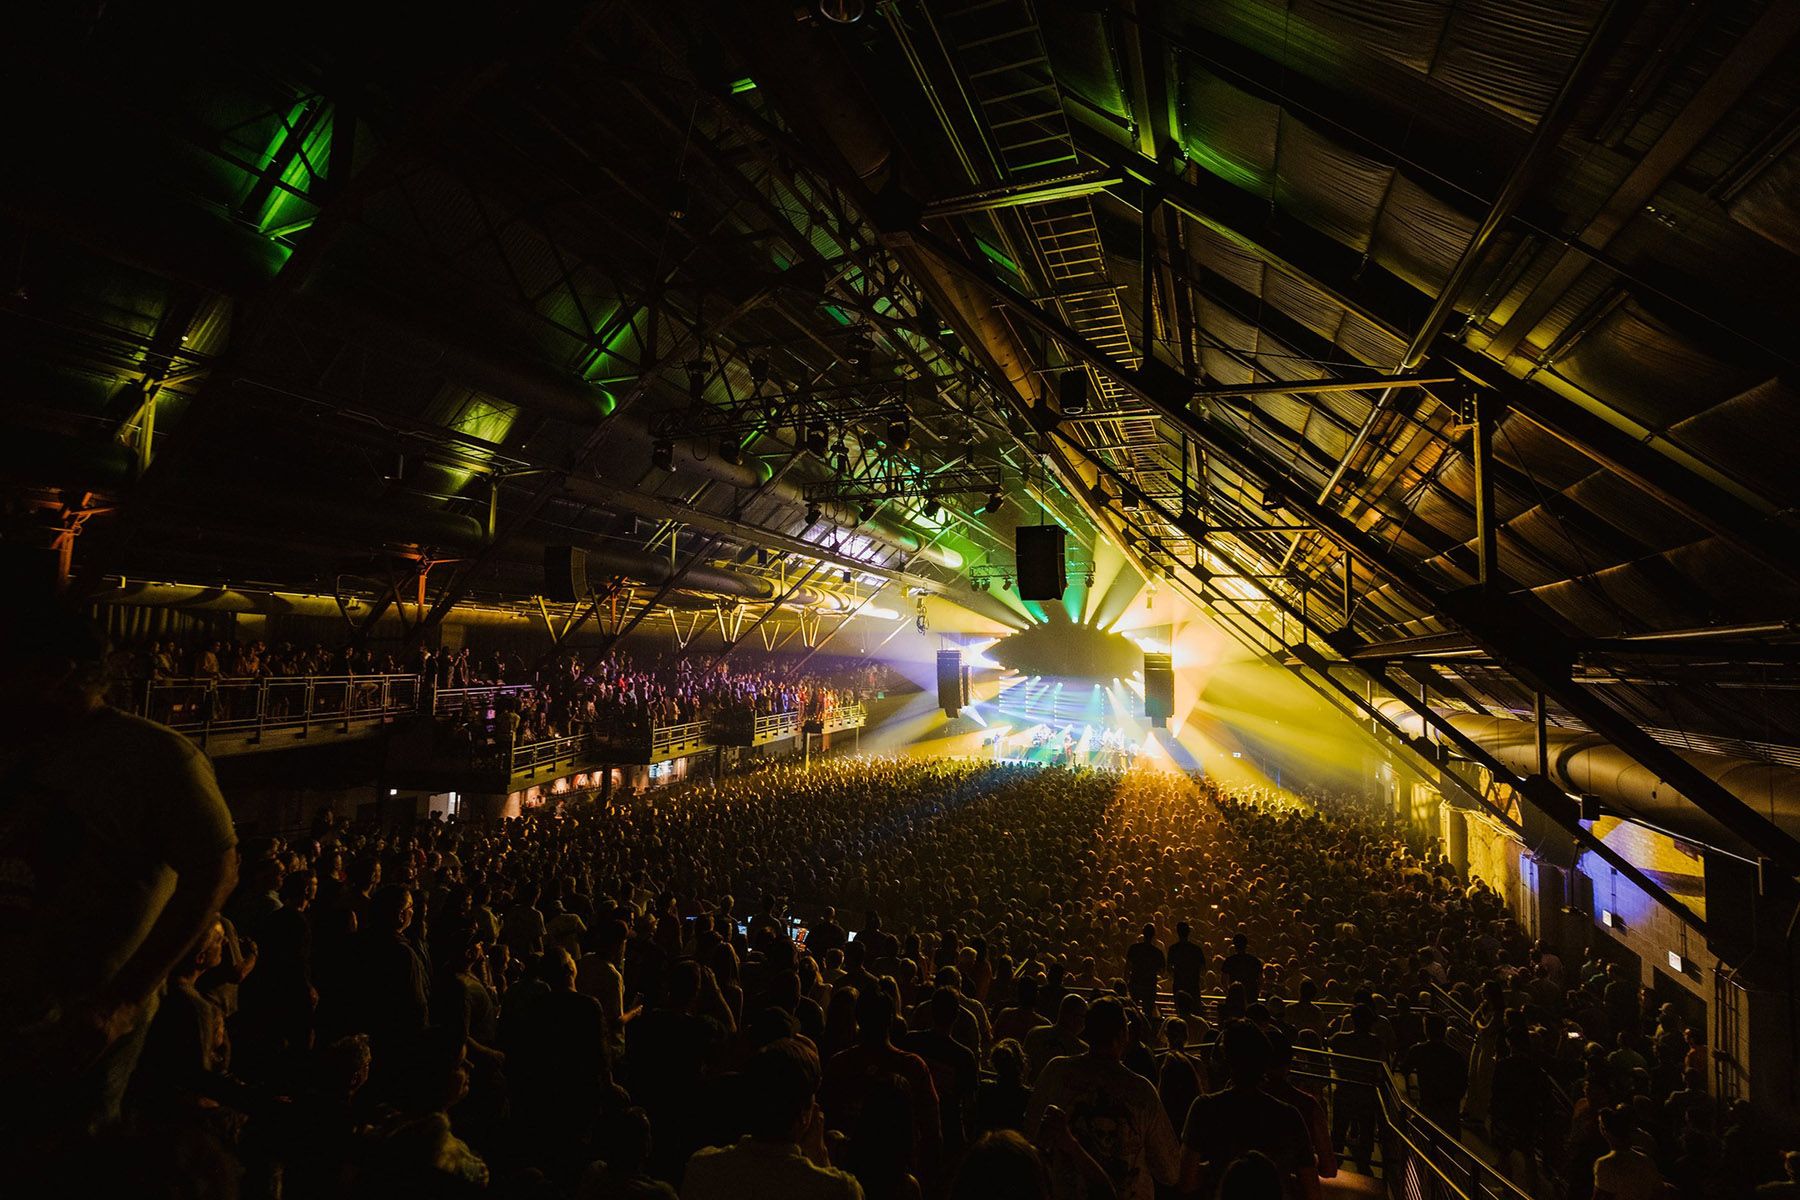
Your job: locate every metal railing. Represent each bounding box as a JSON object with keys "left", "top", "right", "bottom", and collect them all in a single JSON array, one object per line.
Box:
[
  {"left": 751, "top": 710, "right": 802, "bottom": 743},
  {"left": 143, "top": 673, "right": 421, "bottom": 750},
  {"left": 431, "top": 683, "right": 537, "bottom": 718},
  {"left": 650, "top": 719, "right": 713, "bottom": 757},
  {"left": 507, "top": 732, "right": 594, "bottom": 778},
  {"left": 817, "top": 703, "right": 866, "bottom": 733},
  {"left": 1282, "top": 1045, "right": 1538, "bottom": 1200}
]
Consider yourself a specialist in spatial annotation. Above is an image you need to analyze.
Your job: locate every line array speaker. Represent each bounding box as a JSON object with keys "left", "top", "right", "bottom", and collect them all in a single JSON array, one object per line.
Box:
[
  {"left": 937, "top": 649, "right": 964, "bottom": 718},
  {"left": 543, "top": 544, "right": 590, "bottom": 603},
  {"left": 1015, "top": 524, "right": 1066, "bottom": 601},
  {"left": 1143, "top": 652, "right": 1174, "bottom": 727}
]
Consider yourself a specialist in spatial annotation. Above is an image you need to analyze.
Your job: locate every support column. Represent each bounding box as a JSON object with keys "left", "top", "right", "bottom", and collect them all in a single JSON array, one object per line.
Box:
[
  {"left": 1443, "top": 803, "right": 1470, "bottom": 877},
  {"left": 1473, "top": 388, "right": 1500, "bottom": 589}
]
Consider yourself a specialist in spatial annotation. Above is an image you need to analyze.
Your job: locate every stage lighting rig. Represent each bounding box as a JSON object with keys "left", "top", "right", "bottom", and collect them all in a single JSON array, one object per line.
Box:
[
  {"left": 968, "top": 549, "right": 1089, "bottom": 594},
  {"left": 982, "top": 488, "right": 1004, "bottom": 514},
  {"left": 803, "top": 465, "right": 1003, "bottom": 508},
  {"left": 651, "top": 441, "right": 673, "bottom": 472}
]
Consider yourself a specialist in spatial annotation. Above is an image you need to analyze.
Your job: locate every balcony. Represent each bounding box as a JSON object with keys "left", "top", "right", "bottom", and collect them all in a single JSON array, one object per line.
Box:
[
  {"left": 398, "top": 703, "right": 869, "bottom": 794},
  {"left": 142, "top": 674, "right": 422, "bottom": 756}
]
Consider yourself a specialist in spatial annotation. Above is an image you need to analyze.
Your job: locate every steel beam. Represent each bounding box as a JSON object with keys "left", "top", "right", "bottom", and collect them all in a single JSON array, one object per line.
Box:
[
  {"left": 1482, "top": 0, "right": 1800, "bottom": 362},
  {"left": 1194, "top": 375, "right": 1456, "bottom": 400},
  {"left": 909, "top": 226, "right": 1800, "bottom": 873},
  {"left": 1472, "top": 388, "right": 1500, "bottom": 590},
  {"left": 922, "top": 172, "right": 1123, "bottom": 217},
  {"left": 1315, "top": 0, "right": 1637, "bottom": 507},
  {"left": 1074, "top": 131, "right": 1800, "bottom": 581},
  {"left": 1056, "top": 423, "right": 1709, "bottom": 932}
]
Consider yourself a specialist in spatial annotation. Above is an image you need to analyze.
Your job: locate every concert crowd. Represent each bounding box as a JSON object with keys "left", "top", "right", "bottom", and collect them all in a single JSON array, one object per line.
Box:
[{"left": 2, "top": 616, "right": 1785, "bottom": 1200}]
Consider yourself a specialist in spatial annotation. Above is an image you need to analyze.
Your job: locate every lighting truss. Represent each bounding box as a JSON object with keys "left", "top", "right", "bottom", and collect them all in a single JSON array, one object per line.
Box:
[
  {"left": 645, "top": 369, "right": 984, "bottom": 442},
  {"left": 966, "top": 550, "right": 1090, "bottom": 590},
  {"left": 802, "top": 465, "right": 1002, "bottom": 504}
]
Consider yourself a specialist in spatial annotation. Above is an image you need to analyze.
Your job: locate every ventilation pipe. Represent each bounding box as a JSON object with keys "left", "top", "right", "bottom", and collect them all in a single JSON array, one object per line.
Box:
[
  {"left": 149, "top": 478, "right": 833, "bottom": 607},
  {"left": 0, "top": 427, "right": 137, "bottom": 492},
  {"left": 1375, "top": 699, "right": 1800, "bottom": 853},
  {"left": 89, "top": 581, "right": 542, "bottom": 627}
]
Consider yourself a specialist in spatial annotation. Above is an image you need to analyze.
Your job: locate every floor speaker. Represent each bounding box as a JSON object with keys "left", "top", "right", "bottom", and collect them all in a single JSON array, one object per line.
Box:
[
  {"left": 1015, "top": 525, "right": 1066, "bottom": 600},
  {"left": 937, "top": 649, "right": 963, "bottom": 717},
  {"left": 544, "top": 544, "right": 590, "bottom": 602},
  {"left": 1143, "top": 652, "right": 1173, "bottom": 727}
]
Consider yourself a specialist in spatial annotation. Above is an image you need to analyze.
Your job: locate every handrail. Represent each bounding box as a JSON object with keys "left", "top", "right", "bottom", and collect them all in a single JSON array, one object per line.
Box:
[
  {"left": 650, "top": 720, "right": 712, "bottom": 753},
  {"left": 752, "top": 710, "right": 801, "bottom": 740},
  {"left": 432, "top": 683, "right": 538, "bottom": 716},
  {"left": 1284, "top": 1043, "right": 1537, "bottom": 1200},
  {"left": 141, "top": 672, "right": 421, "bottom": 748}
]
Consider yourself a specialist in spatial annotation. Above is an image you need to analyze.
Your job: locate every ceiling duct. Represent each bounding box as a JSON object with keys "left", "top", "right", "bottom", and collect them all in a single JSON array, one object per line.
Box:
[{"left": 1375, "top": 700, "right": 1800, "bottom": 855}]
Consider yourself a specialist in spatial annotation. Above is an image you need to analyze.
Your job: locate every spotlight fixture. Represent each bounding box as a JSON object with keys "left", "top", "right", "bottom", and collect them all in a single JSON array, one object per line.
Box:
[
  {"left": 651, "top": 441, "right": 673, "bottom": 472},
  {"left": 924, "top": 498, "right": 941, "bottom": 520},
  {"left": 841, "top": 568, "right": 852, "bottom": 583},
  {"left": 1085, "top": 572, "right": 1095, "bottom": 588},
  {"left": 804, "top": 425, "right": 829, "bottom": 456},
  {"left": 1003, "top": 575, "right": 1013, "bottom": 591},
  {"left": 858, "top": 501, "right": 876, "bottom": 524},
  {"left": 804, "top": 502, "right": 822, "bottom": 526},
  {"left": 686, "top": 359, "right": 708, "bottom": 398},
  {"left": 718, "top": 437, "right": 743, "bottom": 466},
  {"left": 982, "top": 489, "right": 1004, "bottom": 514},
  {"left": 886, "top": 415, "right": 912, "bottom": 450}
]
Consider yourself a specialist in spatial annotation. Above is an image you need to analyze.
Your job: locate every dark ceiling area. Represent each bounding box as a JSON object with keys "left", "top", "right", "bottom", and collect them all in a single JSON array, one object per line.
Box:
[{"left": 6, "top": 1, "right": 1800, "bottom": 862}]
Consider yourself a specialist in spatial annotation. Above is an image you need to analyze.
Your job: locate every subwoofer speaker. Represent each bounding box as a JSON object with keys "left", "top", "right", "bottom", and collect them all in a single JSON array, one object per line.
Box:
[
  {"left": 1015, "top": 524, "right": 1066, "bottom": 601},
  {"left": 1143, "top": 652, "right": 1174, "bottom": 727},
  {"left": 937, "top": 649, "right": 964, "bottom": 717},
  {"left": 544, "top": 545, "right": 590, "bottom": 602}
]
